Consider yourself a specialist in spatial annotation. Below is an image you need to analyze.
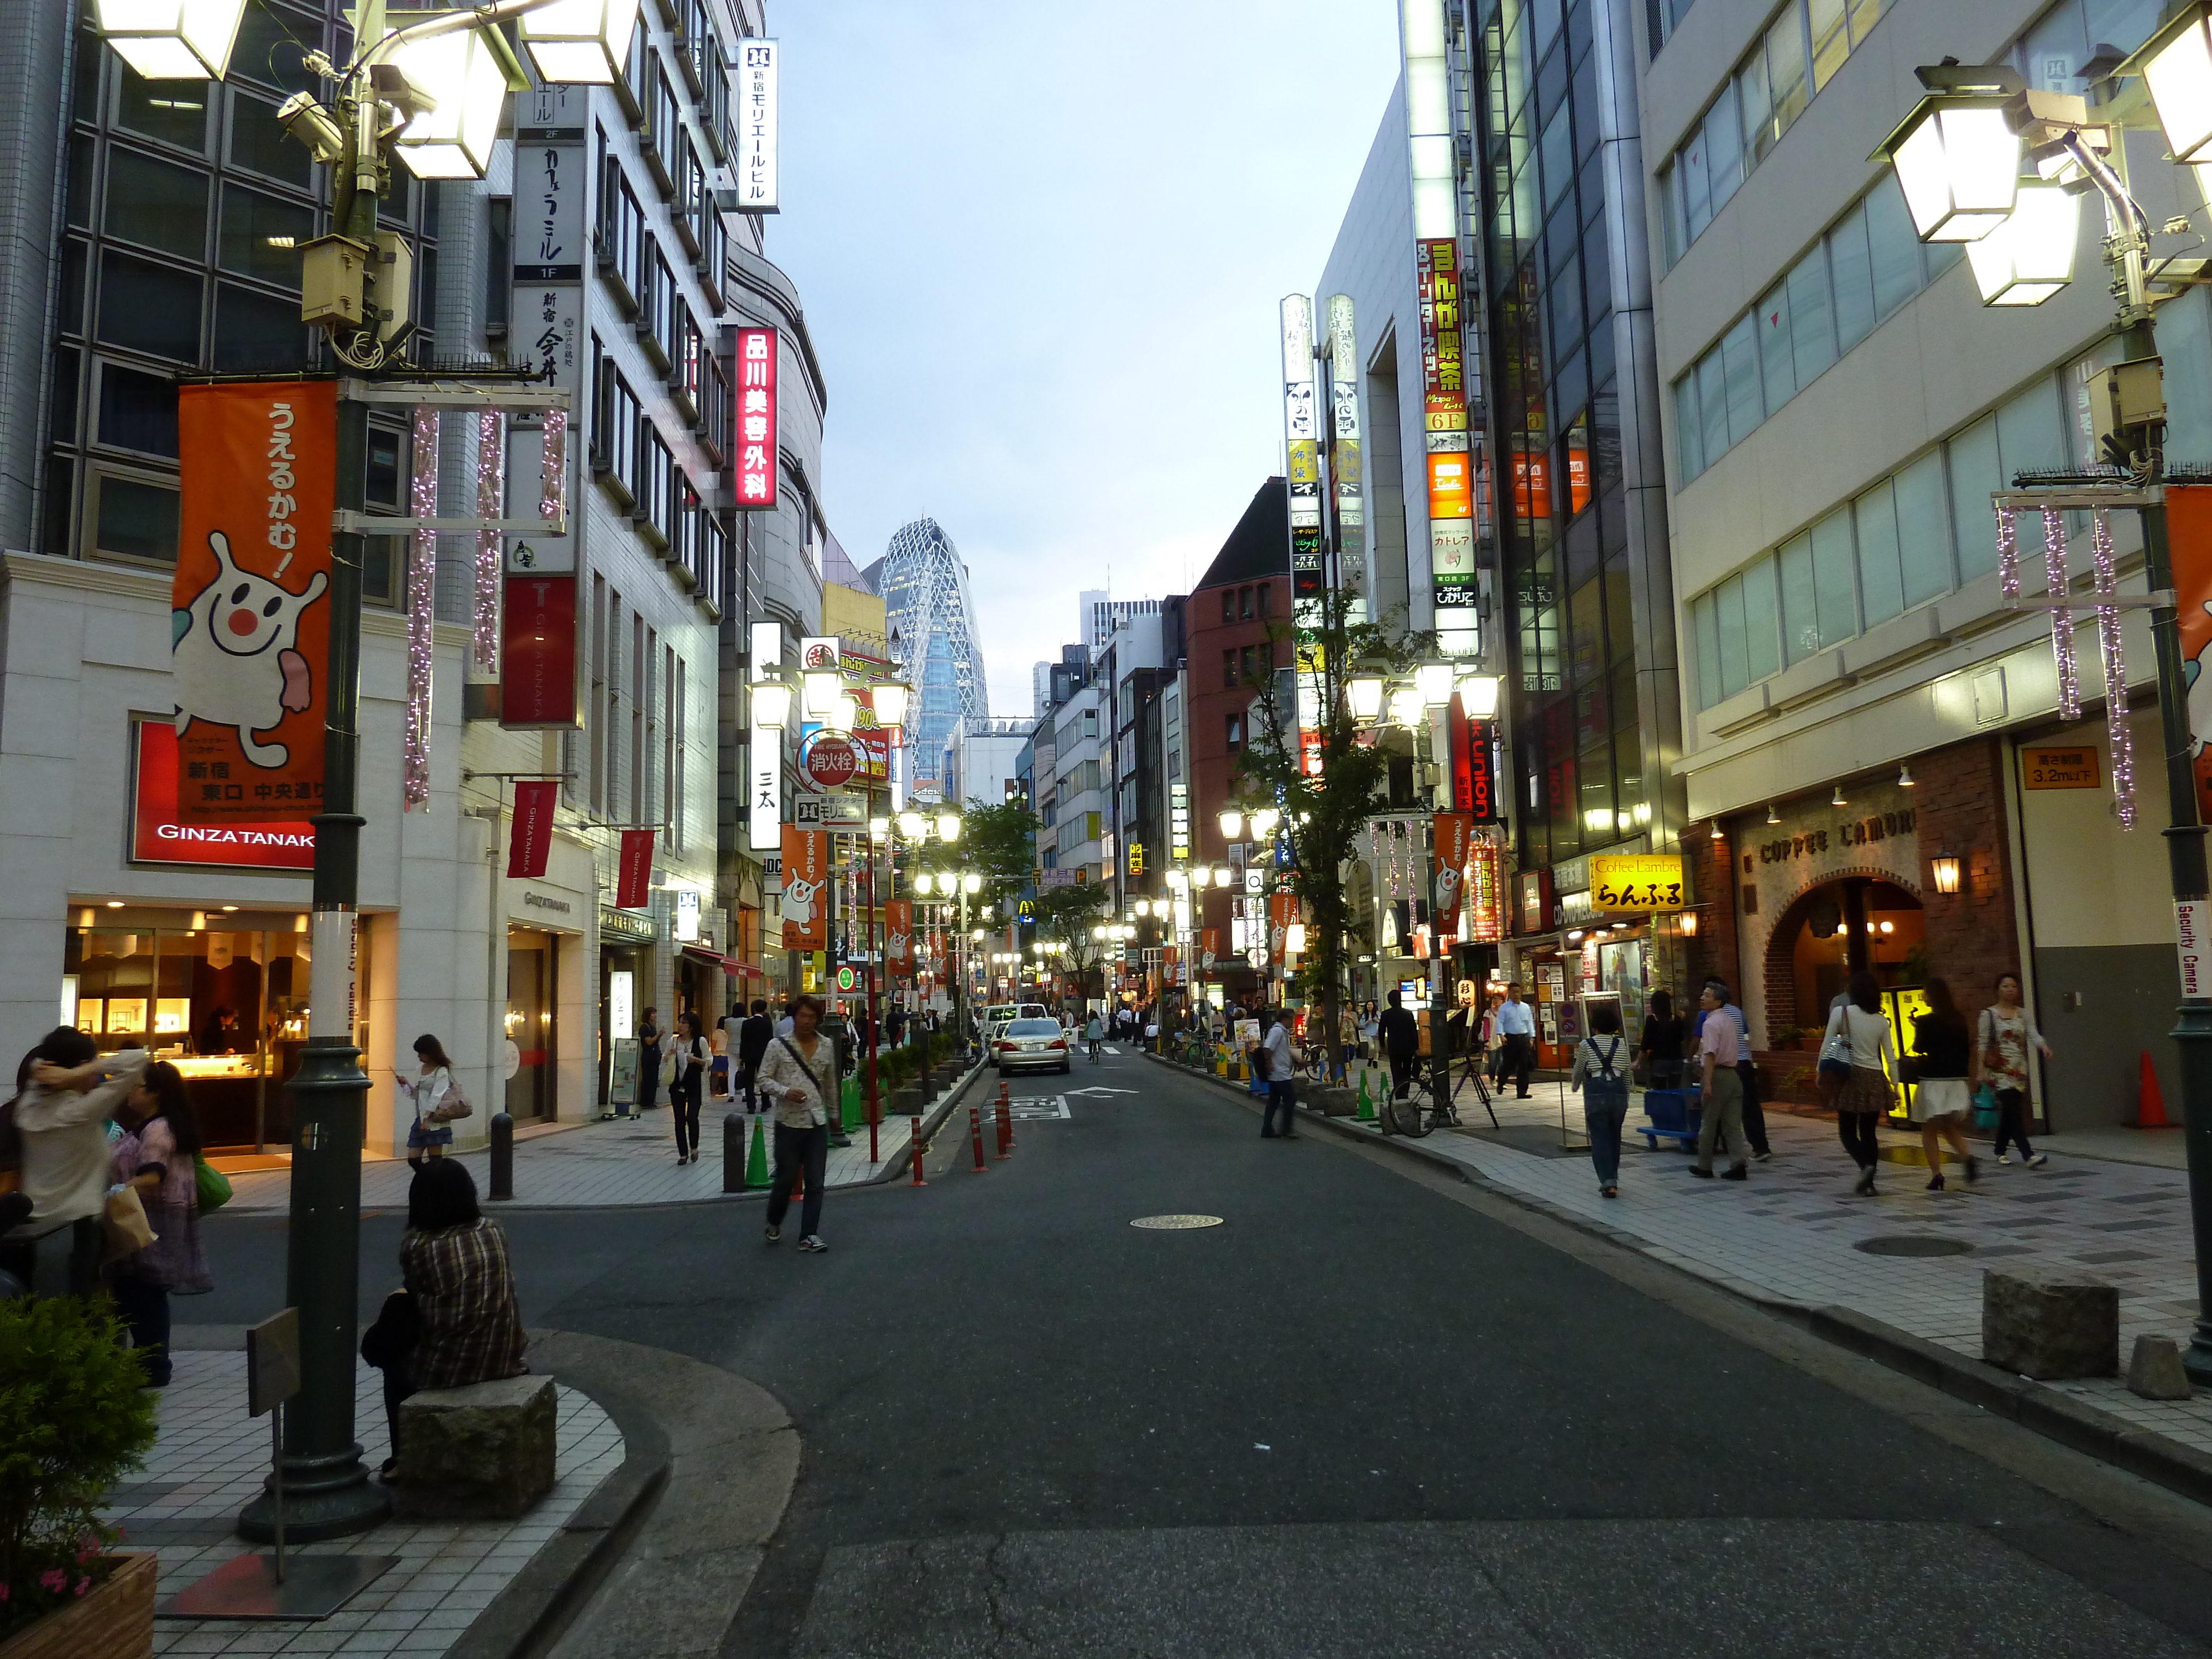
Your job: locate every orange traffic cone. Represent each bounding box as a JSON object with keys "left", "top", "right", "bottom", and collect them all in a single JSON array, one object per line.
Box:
[{"left": 2137, "top": 1051, "right": 2172, "bottom": 1128}]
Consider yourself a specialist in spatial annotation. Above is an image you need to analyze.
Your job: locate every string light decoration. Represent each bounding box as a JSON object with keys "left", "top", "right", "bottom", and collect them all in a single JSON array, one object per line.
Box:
[
  {"left": 403, "top": 405, "right": 439, "bottom": 811},
  {"left": 2090, "top": 507, "right": 2138, "bottom": 830},
  {"left": 2041, "top": 505, "right": 2080, "bottom": 721},
  {"left": 473, "top": 409, "right": 505, "bottom": 671},
  {"left": 1994, "top": 501, "right": 2020, "bottom": 602},
  {"left": 540, "top": 408, "right": 567, "bottom": 529}
]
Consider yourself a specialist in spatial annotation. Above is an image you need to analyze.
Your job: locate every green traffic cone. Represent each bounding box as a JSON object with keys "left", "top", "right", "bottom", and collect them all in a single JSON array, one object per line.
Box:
[
  {"left": 744, "top": 1114, "right": 770, "bottom": 1188},
  {"left": 1357, "top": 1072, "right": 1375, "bottom": 1121}
]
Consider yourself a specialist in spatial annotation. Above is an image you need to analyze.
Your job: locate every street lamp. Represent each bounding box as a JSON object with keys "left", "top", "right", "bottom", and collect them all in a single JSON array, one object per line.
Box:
[
  {"left": 1876, "top": 70, "right": 2023, "bottom": 242},
  {"left": 517, "top": 0, "right": 640, "bottom": 85},
  {"left": 899, "top": 808, "right": 926, "bottom": 839},
  {"left": 750, "top": 676, "right": 794, "bottom": 731},
  {"left": 938, "top": 811, "right": 963, "bottom": 842},
  {"left": 1388, "top": 684, "right": 1426, "bottom": 729},
  {"left": 1415, "top": 661, "right": 1454, "bottom": 706},
  {"left": 1218, "top": 806, "right": 1244, "bottom": 841},
  {"left": 2135, "top": 3, "right": 2212, "bottom": 164},
  {"left": 92, "top": 0, "right": 249, "bottom": 80},
  {"left": 872, "top": 678, "right": 912, "bottom": 731},
  {"left": 1964, "top": 185, "right": 2081, "bottom": 306},
  {"left": 1250, "top": 807, "right": 1281, "bottom": 841},
  {"left": 1457, "top": 672, "right": 1501, "bottom": 718},
  {"left": 385, "top": 22, "right": 523, "bottom": 180},
  {"left": 1347, "top": 670, "right": 1386, "bottom": 722}
]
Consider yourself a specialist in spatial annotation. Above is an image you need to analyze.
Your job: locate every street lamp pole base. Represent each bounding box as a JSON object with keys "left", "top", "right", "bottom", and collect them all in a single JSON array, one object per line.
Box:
[{"left": 236, "top": 1443, "right": 390, "bottom": 1543}]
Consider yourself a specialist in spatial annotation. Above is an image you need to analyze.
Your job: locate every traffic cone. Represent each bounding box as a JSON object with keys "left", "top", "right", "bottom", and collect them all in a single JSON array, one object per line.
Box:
[
  {"left": 1357, "top": 1073, "right": 1375, "bottom": 1121},
  {"left": 744, "top": 1115, "right": 770, "bottom": 1188},
  {"left": 2137, "top": 1051, "right": 2172, "bottom": 1128}
]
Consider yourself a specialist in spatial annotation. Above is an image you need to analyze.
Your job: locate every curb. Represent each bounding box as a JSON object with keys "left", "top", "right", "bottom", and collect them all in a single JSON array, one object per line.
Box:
[
  {"left": 444, "top": 1346, "right": 674, "bottom": 1659},
  {"left": 1144, "top": 1049, "right": 2212, "bottom": 1514},
  {"left": 855, "top": 1056, "right": 990, "bottom": 1187}
]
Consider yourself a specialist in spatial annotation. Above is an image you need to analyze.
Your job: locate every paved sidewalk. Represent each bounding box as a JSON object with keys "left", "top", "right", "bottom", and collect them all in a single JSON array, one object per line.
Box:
[
  {"left": 221, "top": 1088, "right": 959, "bottom": 1213},
  {"left": 1323, "top": 1062, "right": 2210, "bottom": 1456},
  {"left": 110, "top": 1347, "right": 625, "bottom": 1657}
]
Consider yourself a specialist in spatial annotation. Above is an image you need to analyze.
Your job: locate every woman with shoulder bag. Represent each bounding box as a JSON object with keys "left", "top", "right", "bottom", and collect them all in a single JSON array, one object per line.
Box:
[
  {"left": 1824, "top": 972, "right": 1898, "bottom": 1196},
  {"left": 1910, "top": 976, "right": 1979, "bottom": 1192},
  {"left": 1978, "top": 971, "right": 2051, "bottom": 1167},
  {"left": 667, "top": 1010, "right": 707, "bottom": 1165},
  {"left": 105, "top": 1061, "right": 213, "bottom": 1386},
  {"left": 1569, "top": 1003, "right": 1633, "bottom": 1198},
  {"left": 398, "top": 1035, "right": 470, "bottom": 1171},
  {"left": 754, "top": 994, "right": 834, "bottom": 1251}
]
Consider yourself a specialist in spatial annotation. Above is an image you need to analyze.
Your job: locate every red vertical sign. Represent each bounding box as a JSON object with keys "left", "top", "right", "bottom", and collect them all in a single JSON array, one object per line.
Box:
[
  {"left": 509, "top": 781, "right": 557, "bottom": 878},
  {"left": 171, "top": 381, "right": 336, "bottom": 825},
  {"left": 1432, "top": 812, "right": 1473, "bottom": 936},
  {"left": 887, "top": 899, "right": 913, "bottom": 973},
  {"left": 501, "top": 574, "right": 578, "bottom": 726},
  {"left": 735, "top": 327, "right": 778, "bottom": 509},
  {"left": 616, "top": 828, "right": 655, "bottom": 908}
]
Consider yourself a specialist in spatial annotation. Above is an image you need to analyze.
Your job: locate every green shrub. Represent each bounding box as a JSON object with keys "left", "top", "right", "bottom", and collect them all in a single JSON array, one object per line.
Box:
[{"left": 0, "top": 1296, "right": 159, "bottom": 1636}]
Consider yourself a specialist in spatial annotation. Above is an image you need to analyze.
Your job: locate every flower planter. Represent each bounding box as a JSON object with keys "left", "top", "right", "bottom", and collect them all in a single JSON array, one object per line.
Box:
[{"left": 0, "top": 1553, "right": 156, "bottom": 1659}]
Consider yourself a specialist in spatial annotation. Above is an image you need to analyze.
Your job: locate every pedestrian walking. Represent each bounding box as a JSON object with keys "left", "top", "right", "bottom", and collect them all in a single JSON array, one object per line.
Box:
[
  {"left": 1639, "top": 989, "right": 1685, "bottom": 1089},
  {"left": 1257, "top": 1008, "right": 1298, "bottom": 1138},
  {"left": 635, "top": 1007, "right": 661, "bottom": 1115},
  {"left": 1571, "top": 1003, "right": 1632, "bottom": 1197},
  {"left": 755, "top": 994, "right": 834, "bottom": 1252},
  {"left": 13, "top": 1031, "right": 147, "bottom": 1295},
  {"left": 667, "top": 1010, "right": 707, "bottom": 1165},
  {"left": 1379, "top": 988, "right": 1421, "bottom": 1099},
  {"left": 1691, "top": 983, "right": 1749, "bottom": 1180},
  {"left": 737, "top": 998, "right": 774, "bottom": 1114},
  {"left": 398, "top": 1035, "right": 469, "bottom": 1171},
  {"left": 707, "top": 1016, "right": 731, "bottom": 1104},
  {"left": 1495, "top": 982, "right": 1537, "bottom": 1097},
  {"left": 106, "top": 1061, "right": 213, "bottom": 1385},
  {"left": 1910, "top": 977, "right": 1979, "bottom": 1192},
  {"left": 1823, "top": 971, "right": 1898, "bottom": 1195},
  {"left": 1695, "top": 980, "right": 1771, "bottom": 1159},
  {"left": 1977, "top": 972, "right": 2051, "bottom": 1166}
]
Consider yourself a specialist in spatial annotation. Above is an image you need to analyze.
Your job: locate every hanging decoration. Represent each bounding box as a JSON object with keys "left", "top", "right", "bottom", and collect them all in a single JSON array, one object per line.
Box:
[
  {"left": 473, "top": 409, "right": 505, "bottom": 671},
  {"left": 2089, "top": 507, "right": 2138, "bottom": 830},
  {"left": 403, "top": 406, "right": 439, "bottom": 811},
  {"left": 1994, "top": 499, "right": 2020, "bottom": 603},
  {"left": 540, "top": 406, "right": 568, "bottom": 530},
  {"left": 2040, "top": 506, "right": 2081, "bottom": 721}
]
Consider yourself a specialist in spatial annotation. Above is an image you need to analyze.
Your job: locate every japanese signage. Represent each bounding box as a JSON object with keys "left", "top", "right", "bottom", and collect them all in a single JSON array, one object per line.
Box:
[
  {"left": 1327, "top": 293, "right": 1363, "bottom": 616},
  {"left": 504, "top": 420, "right": 574, "bottom": 573},
  {"left": 2021, "top": 745, "right": 2101, "bottom": 789},
  {"left": 735, "top": 328, "right": 778, "bottom": 507},
  {"left": 1432, "top": 812, "right": 1472, "bottom": 933},
  {"left": 735, "top": 40, "right": 779, "bottom": 212},
  {"left": 1415, "top": 239, "right": 1477, "bottom": 638},
  {"left": 508, "top": 781, "right": 557, "bottom": 879},
  {"left": 888, "top": 899, "right": 914, "bottom": 973},
  {"left": 1516, "top": 867, "right": 1554, "bottom": 935},
  {"left": 749, "top": 621, "right": 783, "bottom": 853},
  {"left": 500, "top": 574, "right": 579, "bottom": 727},
  {"left": 171, "top": 382, "right": 335, "bottom": 826},
  {"left": 1466, "top": 827, "right": 1506, "bottom": 943},
  {"left": 131, "top": 719, "right": 314, "bottom": 870},
  {"left": 801, "top": 732, "right": 860, "bottom": 791},
  {"left": 1590, "top": 853, "right": 1686, "bottom": 911},
  {"left": 516, "top": 142, "right": 583, "bottom": 281},
  {"left": 674, "top": 889, "right": 700, "bottom": 942},
  {"left": 779, "top": 825, "right": 827, "bottom": 950},
  {"left": 1170, "top": 781, "right": 1190, "bottom": 860},
  {"left": 1415, "top": 240, "right": 1466, "bottom": 426},
  {"left": 616, "top": 828, "right": 655, "bottom": 909}
]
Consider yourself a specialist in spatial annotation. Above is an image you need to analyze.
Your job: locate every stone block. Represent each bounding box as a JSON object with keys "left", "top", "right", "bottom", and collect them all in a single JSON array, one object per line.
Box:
[
  {"left": 2126, "top": 1334, "right": 2194, "bottom": 1401},
  {"left": 394, "top": 1373, "right": 557, "bottom": 1518},
  {"left": 1312, "top": 1087, "right": 1357, "bottom": 1118},
  {"left": 1981, "top": 1272, "right": 2118, "bottom": 1380}
]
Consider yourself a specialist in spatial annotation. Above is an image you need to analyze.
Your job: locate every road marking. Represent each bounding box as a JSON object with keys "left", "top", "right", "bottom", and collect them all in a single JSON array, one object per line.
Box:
[
  {"left": 1066, "top": 1086, "right": 1139, "bottom": 1098},
  {"left": 1009, "top": 1097, "right": 1070, "bottom": 1120},
  {"left": 1129, "top": 1214, "right": 1224, "bottom": 1230}
]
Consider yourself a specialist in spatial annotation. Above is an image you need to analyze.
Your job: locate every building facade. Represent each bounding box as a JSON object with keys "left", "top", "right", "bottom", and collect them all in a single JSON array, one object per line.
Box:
[{"left": 865, "top": 515, "right": 988, "bottom": 800}]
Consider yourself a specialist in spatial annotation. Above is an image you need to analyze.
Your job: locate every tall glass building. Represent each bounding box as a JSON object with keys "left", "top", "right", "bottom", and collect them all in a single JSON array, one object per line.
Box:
[{"left": 865, "top": 517, "right": 989, "bottom": 798}]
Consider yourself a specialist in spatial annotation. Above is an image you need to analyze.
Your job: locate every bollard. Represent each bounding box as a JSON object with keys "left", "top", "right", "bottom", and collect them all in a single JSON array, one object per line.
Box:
[
  {"left": 996, "top": 1082, "right": 1013, "bottom": 1159},
  {"left": 487, "top": 1111, "right": 514, "bottom": 1201},
  {"left": 909, "top": 1113, "right": 928, "bottom": 1186},
  {"left": 722, "top": 1110, "right": 746, "bottom": 1194},
  {"left": 969, "top": 1103, "right": 989, "bottom": 1172}
]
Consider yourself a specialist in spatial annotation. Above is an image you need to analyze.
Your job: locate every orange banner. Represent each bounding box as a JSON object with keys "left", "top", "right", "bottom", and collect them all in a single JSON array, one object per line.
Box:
[
  {"left": 2171, "top": 486, "right": 2212, "bottom": 821},
  {"left": 779, "top": 826, "right": 828, "bottom": 950},
  {"left": 887, "top": 898, "right": 914, "bottom": 972},
  {"left": 170, "top": 381, "right": 336, "bottom": 825},
  {"left": 1432, "top": 812, "right": 1473, "bottom": 935}
]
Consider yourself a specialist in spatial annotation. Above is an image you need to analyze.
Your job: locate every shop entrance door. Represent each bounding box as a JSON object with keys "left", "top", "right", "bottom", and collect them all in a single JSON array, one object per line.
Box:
[{"left": 507, "top": 928, "right": 557, "bottom": 1121}]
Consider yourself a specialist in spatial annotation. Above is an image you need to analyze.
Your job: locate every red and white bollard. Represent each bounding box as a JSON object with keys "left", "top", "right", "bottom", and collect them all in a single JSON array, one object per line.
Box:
[
  {"left": 909, "top": 1113, "right": 927, "bottom": 1187},
  {"left": 969, "top": 1103, "right": 989, "bottom": 1173}
]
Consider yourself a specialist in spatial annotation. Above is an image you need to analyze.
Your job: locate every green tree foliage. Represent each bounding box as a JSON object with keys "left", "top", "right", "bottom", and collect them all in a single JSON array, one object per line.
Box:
[
  {"left": 1030, "top": 879, "right": 1113, "bottom": 994},
  {"left": 956, "top": 796, "right": 1036, "bottom": 904}
]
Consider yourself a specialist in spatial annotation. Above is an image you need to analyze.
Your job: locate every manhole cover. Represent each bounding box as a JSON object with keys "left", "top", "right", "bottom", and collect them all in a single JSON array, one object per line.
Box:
[
  {"left": 1130, "top": 1214, "right": 1224, "bottom": 1230},
  {"left": 1854, "top": 1234, "right": 1974, "bottom": 1258}
]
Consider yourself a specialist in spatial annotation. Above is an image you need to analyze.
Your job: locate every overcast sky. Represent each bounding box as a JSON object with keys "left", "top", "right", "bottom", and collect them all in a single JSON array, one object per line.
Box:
[{"left": 767, "top": 1, "right": 1402, "bottom": 717}]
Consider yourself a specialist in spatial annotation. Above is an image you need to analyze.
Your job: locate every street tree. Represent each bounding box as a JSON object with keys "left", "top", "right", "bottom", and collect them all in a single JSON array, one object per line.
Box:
[{"left": 1030, "top": 880, "right": 1113, "bottom": 1003}]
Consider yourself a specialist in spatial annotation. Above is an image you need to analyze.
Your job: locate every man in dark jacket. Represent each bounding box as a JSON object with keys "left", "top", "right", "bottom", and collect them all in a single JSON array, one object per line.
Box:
[
  {"left": 737, "top": 999, "right": 775, "bottom": 1114},
  {"left": 1379, "top": 989, "right": 1422, "bottom": 1099}
]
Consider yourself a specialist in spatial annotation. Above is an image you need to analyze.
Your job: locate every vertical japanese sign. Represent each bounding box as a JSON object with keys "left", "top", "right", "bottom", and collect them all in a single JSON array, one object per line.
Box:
[
  {"left": 735, "top": 328, "right": 778, "bottom": 509},
  {"left": 1327, "top": 293, "right": 1365, "bottom": 625},
  {"left": 509, "top": 780, "right": 557, "bottom": 878},
  {"left": 737, "top": 40, "right": 779, "bottom": 212},
  {"left": 888, "top": 899, "right": 914, "bottom": 974},
  {"left": 1417, "top": 238, "right": 1477, "bottom": 649},
  {"left": 516, "top": 139, "right": 583, "bottom": 281},
  {"left": 749, "top": 621, "right": 783, "bottom": 853},
  {"left": 616, "top": 828, "right": 655, "bottom": 909},
  {"left": 1281, "top": 294, "right": 1322, "bottom": 594},
  {"left": 780, "top": 825, "right": 827, "bottom": 950},
  {"left": 1432, "top": 812, "right": 1472, "bottom": 935},
  {"left": 1465, "top": 827, "right": 1506, "bottom": 943},
  {"left": 171, "top": 382, "right": 335, "bottom": 826}
]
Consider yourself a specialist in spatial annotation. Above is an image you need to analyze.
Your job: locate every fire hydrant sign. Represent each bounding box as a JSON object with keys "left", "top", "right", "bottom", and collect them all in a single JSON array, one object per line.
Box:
[{"left": 170, "top": 382, "right": 335, "bottom": 825}]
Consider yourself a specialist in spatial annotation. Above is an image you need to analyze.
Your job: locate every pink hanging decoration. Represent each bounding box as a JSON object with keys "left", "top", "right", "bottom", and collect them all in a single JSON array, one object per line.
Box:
[
  {"left": 2040, "top": 506, "right": 2080, "bottom": 721},
  {"left": 540, "top": 407, "right": 568, "bottom": 530},
  {"left": 2089, "top": 508, "right": 2138, "bottom": 830},
  {"left": 1994, "top": 502, "right": 2020, "bottom": 602},
  {"left": 404, "top": 406, "right": 439, "bottom": 811},
  {"left": 473, "top": 409, "right": 505, "bottom": 672}
]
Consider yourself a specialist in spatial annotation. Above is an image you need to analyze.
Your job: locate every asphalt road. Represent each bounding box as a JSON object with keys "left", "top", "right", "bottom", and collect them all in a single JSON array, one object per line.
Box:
[{"left": 194, "top": 1050, "right": 2212, "bottom": 1657}]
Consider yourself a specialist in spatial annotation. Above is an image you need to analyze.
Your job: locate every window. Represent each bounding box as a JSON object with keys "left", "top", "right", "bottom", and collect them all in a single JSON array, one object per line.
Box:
[
  {"left": 96, "top": 362, "right": 179, "bottom": 457},
  {"left": 589, "top": 574, "right": 609, "bottom": 811},
  {"left": 97, "top": 251, "right": 200, "bottom": 362},
  {"left": 1222, "top": 648, "right": 1237, "bottom": 688},
  {"left": 1239, "top": 585, "right": 1253, "bottom": 619},
  {"left": 1256, "top": 583, "right": 1272, "bottom": 617},
  {"left": 485, "top": 196, "right": 510, "bottom": 340},
  {"left": 105, "top": 148, "right": 207, "bottom": 260},
  {"left": 88, "top": 468, "right": 178, "bottom": 563},
  {"left": 1220, "top": 589, "right": 1233, "bottom": 624},
  {"left": 1225, "top": 714, "right": 1242, "bottom": 752},
  {"left": 218, "top": 184, "right": 310, "bottom": 285}
]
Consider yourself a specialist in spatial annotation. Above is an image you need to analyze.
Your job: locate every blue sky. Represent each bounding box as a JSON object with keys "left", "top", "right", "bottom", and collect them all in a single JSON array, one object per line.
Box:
[{"left": 767, "top": 1, "right": 1402, "bottom": 715}]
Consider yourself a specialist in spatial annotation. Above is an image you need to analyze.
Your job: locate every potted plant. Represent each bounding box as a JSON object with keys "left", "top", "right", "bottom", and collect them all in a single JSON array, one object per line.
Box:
[{"left": 0, "top": 1297, "right": 159, "bottom": 1659}]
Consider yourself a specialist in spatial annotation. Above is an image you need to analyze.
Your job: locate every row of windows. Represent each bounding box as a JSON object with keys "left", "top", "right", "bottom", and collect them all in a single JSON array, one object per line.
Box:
[
  {"left": 582, "top": 572, "right": 690, "bottom": 846},
  {"left": 587, "top": 338, "right": 728, "bottom": 614},
  {"left": 1683, "top": 304, "right": 2212, "bottom": 712},
  {"left": 1673, "top": 174, "right": 1962, "bottom": 484},
  {"left": 1219, "top": 643, "right": 1277, "bottom": 689},
  {"left": 1217, "top": 582, "right": 1273, "bottom": 624},
  {"left": 1660, "top": 0, "right": 1883, "bottom": 265}
]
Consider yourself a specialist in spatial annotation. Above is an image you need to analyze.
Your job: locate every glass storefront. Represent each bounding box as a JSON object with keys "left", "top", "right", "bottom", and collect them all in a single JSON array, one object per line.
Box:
[
  {"left": 61, "top": 907, "right": 362, "bottom": 1151},
  {"left": 505, "top": 926, "right": 557, "bottom": 1121}
]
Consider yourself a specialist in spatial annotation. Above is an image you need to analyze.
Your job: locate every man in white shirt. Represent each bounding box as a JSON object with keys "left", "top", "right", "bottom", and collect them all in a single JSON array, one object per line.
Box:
[
  {"left": 1258, "top": 1008, "right": 1298, "bottom": 1139},
  {"left": 1494, "top": 984, "right": 1537, "bottom": 1098},
  {"left": 1693, "top": 982, "right": 1749, "bottom": 1180}
]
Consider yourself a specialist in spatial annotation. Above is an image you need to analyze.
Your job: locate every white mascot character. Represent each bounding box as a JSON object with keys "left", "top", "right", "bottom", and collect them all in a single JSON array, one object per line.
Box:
[
  {"left": 780, "top": 877, "right": 821, "bottom": 936},
  {"left": 172, "top": 531, "right": 327, "bottom": 768}
]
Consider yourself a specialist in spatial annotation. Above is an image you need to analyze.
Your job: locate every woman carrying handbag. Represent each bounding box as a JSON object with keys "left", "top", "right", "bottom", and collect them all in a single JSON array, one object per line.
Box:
[
  {"left": 1822, "top": 972, "right": 1898, "bottom": 1196},
  {"left": 398, "top": 1035, "right": 471, "bottom": 1171},
  {"left": 667, "top": 1010, "right": 708, "bottom": 1165}
]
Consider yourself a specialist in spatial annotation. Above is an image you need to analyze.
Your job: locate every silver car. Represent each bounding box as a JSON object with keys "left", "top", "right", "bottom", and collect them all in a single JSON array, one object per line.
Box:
[{"left": 994, "top": 1016, "right": 1072, "bottom": 1074}]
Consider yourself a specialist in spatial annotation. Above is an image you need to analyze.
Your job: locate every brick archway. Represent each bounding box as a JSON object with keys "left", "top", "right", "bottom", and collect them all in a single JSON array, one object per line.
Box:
[{"left": 1761, "top": 868, "right": 1923, "bottom": 1039}]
